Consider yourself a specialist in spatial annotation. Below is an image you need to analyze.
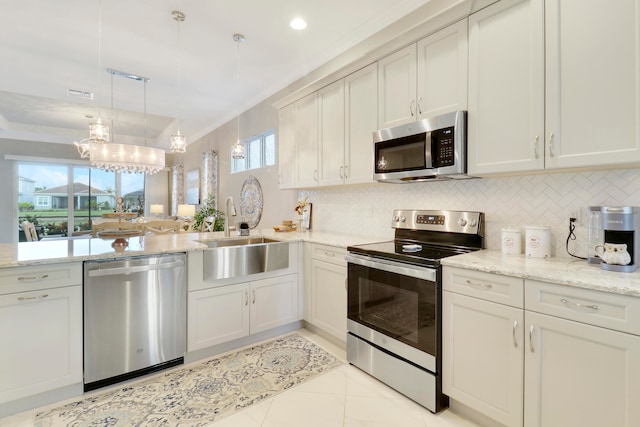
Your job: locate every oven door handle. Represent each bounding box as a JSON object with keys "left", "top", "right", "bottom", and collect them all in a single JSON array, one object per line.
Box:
[{"left": 345, "top": 254, "right": 437, "bottom": 282}]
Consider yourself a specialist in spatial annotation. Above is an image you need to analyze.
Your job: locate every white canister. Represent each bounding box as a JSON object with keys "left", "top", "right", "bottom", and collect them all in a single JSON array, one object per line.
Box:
[
  {"left": 525, "top": 225, "right": 551, "bottom": 258},
  {"left": 501, "top": 227, "right": 522, "bottom": 255}
]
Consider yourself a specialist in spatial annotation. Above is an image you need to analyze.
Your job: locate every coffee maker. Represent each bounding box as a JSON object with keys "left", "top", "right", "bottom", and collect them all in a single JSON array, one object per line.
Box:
[{"left": 598, "top": 206, "right": 640, "bottom": 272}]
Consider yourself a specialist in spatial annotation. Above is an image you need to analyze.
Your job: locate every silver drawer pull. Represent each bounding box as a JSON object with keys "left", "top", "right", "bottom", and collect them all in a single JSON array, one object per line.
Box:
[
  {"left": 18, "top": 294, "right": 49, "bottom": 301},
  {"left": 325, "top": 252, "right": 335, "bottom": 257},
  {"left": 18, "top": 274, "right": 49, "bottom": 281},
  {"left": 512, "top": 320, "right": 518, "bottom": 348},
  {"left": 465, "top": 279, "right": 492, "bottom": 289},
  {"left": 560, "top": 298, "right": 600, "bottom": 311},
  {"left": 529, "top": 325, "right": 535, "bottom": 353}
]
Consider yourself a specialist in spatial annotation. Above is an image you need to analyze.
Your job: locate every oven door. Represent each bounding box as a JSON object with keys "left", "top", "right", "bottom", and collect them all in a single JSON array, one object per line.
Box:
[{"left": 346, "top": 253, "right": 439, "bottom": 372}]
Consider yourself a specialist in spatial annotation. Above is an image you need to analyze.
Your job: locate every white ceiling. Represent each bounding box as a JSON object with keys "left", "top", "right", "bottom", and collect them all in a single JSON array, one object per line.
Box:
[{"left": 0, "top": 0, "right": 431, "bottom": 150}]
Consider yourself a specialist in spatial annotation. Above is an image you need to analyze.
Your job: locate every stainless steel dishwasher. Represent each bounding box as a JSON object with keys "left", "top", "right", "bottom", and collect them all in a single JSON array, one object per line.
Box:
[{"left": 83, "top": 253, "right": 186, "bottom": 391}]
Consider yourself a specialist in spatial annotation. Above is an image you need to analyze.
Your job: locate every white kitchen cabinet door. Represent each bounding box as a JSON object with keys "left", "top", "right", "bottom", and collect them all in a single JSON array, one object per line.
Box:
[
  {"left": 278, "top": 102, "right": 296, "bottom": 189},
  {"left": 544, "top": 0, "right": 640, "bottom": 169},
  {"left": 0, "top": 285, "right": 82, "bottom": 404},
  {"left": 310, "top": 258, "right": 347, "bottom": 343},
  {"left": 250, "top": 274, "right": 298, "bottom": 335},
  {"left": 467, "top": 0, "right": 545, "bottom": 175},
  {"left": 524, "top": 311, "right": 640, "bottom": 427},
  {"left": 443, "top": 291, "right": 524, "bottom": 427},
  {"left": 378, "top": 45, "right": 417, "bottom": 129},
  {"left": 187, "top": 284, "right": 250, "bottom": 352},
  {"left": 416, "top": 19, "right": 468, "bottom": 119},
  {"left": 318, "top": 80, "right": 346, "bottom": 187},
  {"left": 345, "top": 63, "right": 378, "bottom": 185},
  {"left": 295, "top": 92, "right": 319, "bottom": 187}
]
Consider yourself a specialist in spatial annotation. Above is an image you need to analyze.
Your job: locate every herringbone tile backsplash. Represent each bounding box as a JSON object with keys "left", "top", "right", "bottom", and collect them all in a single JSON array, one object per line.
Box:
[{"left": 303, "top": 168, "right": 640, "bottom": 258}]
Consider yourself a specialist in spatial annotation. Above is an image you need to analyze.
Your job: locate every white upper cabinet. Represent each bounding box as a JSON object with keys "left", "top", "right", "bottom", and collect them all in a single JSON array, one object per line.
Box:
[
  {"left": 544, "top": 0, "right": 640, "bottom": 169},
  {"left": 295, "top": 92, "right": 320, "bottom": 188},
  {"left": 344, "top": 63, "right": 378, "bottom": 185},
  {"left": 469, "top": 0, "right": 640, "bottom": 175},
  {"left": 416, "top": 19, "right": 468, "bottom": 118},
  {"left": 319, "top": 80, "right": 346, "bottom": 187},
  {"left": 378, "top": 45, "right": 417, "bottom": 128},
  {"left": 468, "top": 0, "right": 545, "bottom": 175},
  {"left": 378, "top": 20, "right": 468, "bottom": 129},
  {"left": 278, "top": 102, "right": 296, "bottom": 189}
]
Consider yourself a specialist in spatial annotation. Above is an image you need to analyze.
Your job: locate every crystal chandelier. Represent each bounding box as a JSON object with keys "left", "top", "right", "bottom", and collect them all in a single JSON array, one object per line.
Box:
[
  {"left": 170, "top": 11, "right": 187, "bottom": 153},
  {"left": 231, "top": 33, "right": 245, "bottom": 160}
]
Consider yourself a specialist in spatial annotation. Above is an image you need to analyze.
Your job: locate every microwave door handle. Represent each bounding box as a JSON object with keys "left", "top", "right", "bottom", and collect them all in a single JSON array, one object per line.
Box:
[{"left": 425, "top": 131, "right": 433, "bottom": 168}]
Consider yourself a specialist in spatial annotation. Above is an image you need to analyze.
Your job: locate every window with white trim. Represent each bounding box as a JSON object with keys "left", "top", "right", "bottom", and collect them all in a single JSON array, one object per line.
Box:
[{"left": 231, "top": 129, "right": 276, "bottom": 173}]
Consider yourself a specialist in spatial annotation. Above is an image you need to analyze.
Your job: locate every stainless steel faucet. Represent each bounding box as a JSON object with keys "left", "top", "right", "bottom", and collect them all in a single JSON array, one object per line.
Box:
[{"left": 224, "top": 196, "right": 237, "bottom": 237}]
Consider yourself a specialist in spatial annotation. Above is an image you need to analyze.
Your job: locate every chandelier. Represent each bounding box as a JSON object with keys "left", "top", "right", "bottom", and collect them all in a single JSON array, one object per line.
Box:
[
  {"left": 76, "top": 69, "right": 165, "bottom": 174},
  {"left": 231, "top": 33, "right": 245, "bottom": 160},
  {"left": 170, "top": 11, "right": 187, "bottom": 153}
]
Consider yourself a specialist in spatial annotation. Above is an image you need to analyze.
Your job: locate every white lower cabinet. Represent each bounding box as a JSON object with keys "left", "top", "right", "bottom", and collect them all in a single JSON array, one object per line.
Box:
[
  {"left": 188, "top": 274, "right": 298, "bottom": 352},
  {"left": 443, "top": 266, "right": 640, "bottom": 427},
  {"left": 308, "top": 244, "right": 347, "bottom": 343},
  {"left": 0, "top": 263, "right": 83, "bottom": 405}
]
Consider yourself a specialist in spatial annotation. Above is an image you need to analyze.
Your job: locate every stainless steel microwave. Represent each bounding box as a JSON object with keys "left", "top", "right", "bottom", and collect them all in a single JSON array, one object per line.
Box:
[{"left": 373, "top": 110, "right": 468, "bottom": 183}]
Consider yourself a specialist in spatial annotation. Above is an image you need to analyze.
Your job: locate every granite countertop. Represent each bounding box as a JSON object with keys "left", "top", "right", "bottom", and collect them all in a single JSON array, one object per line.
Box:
[
  {"left": 442, "top": 250, "right": 640, "bottom": 298},
  {"left": 0, "top": 229, "right": 384, "bottom": 268}
]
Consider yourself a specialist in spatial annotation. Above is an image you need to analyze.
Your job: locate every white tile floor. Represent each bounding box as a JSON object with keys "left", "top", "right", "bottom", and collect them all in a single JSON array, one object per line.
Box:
[{"left": 1, "top": 329, "right": 481, "bottom": 427}]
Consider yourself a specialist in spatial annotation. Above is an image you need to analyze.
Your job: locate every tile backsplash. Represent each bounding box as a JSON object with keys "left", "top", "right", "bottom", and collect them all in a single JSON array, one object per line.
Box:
[{"left": 304, "top": 168, "right": 640, "bottom": 258}]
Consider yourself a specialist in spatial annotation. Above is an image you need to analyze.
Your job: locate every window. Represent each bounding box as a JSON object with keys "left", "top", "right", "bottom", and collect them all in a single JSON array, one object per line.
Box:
[
  {"left": 17, "top": 162, "right": 145, "bottom": 239},
  {"left": 231, "top": 129, "right": 276, "bottom": 173}
]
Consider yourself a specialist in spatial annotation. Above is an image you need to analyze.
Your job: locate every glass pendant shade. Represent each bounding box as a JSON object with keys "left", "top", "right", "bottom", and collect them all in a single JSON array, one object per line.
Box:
[
  {"left": 90, "top": 142, "right": 165, "bottom": 174},
  {"left": 170, "top": 130, "right": 187, "bottom": 153},
  {"left": 89, "top": 118, "right": 109, "bottom": 144},
  {"left": 232, "top": 139, "right": 244, "bottom": 159}
]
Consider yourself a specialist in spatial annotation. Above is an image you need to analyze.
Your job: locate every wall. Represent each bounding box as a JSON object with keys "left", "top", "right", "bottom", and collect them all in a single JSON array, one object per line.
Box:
[
  {"left": 302, "top": 168, "right": 640, "bottom": 259},
  {"left": 184, "top": 91, "right": 297, "bottom": 231}
]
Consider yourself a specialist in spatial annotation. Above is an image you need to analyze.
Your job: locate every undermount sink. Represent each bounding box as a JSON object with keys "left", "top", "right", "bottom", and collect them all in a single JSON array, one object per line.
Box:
[
  {"left": 197, "top": 237, "right": 280, "bottom": 248},
  {"left": 199, "top": 237, "right": 289, "bottom": 281}
]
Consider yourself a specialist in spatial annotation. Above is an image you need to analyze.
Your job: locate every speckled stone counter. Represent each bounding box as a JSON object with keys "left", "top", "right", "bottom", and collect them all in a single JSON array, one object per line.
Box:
[
  {"left": 441, "top": 250, "right": 640, "bottom": 298},
  {"left": 0, "top": 229, "right": 384, "bottom": 268}
]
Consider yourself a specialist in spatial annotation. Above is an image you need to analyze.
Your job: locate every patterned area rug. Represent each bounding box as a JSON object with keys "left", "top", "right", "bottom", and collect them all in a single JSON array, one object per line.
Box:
[{"left": 34, "top": 334, "right": 342, "bottom": 426}]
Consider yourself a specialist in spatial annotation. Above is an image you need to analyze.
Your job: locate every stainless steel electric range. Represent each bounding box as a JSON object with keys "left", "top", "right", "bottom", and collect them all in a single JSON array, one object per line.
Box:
[{"left": 346, "top": 209, "right": 484, "bottom": 413}]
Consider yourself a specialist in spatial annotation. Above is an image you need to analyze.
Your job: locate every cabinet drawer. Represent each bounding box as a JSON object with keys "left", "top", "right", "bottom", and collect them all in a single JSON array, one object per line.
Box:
[
  {"left": 0, "top": 262, "right": 82, "bottom": 295},
  {"left": 311, "top": 244, "right": 347, "bottom": 266},
  {"left": 525, "top": 280, "right": 640, "bottom": 336},
  {"left": 443, "top": 266, "right": 524, "bottom": 308}
]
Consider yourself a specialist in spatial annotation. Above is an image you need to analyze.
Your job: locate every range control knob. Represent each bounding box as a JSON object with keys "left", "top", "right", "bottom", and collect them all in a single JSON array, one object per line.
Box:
[
  {"left": 399, "top": 215, "right": 406, "bottom": 222},
  {"left": 458, "top": 218, "right": 468, "bottom": 227},
  {"left": 469, "top": 218, "right": 478, "bottom": 227}
]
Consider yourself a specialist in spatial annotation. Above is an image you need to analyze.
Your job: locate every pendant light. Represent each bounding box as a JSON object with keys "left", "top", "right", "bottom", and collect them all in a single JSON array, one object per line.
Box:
[
  {"left": 170, "top": 10, "right": 187, "bottom": 153},
  {"left": 231, "top": 33, "right": 245, "bottom": 160},
  {"left": 89, "top": 69, "right": 165, "bottom": 174}
]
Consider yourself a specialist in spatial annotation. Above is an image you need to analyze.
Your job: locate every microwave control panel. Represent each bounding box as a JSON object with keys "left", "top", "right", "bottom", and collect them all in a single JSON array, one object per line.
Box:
[{"left": 433, "top": 126, "right": 455, "bottom": 167}]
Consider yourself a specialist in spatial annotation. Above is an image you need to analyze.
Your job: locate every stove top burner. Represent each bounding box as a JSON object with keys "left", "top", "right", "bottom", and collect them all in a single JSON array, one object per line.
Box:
[{"left": 347, "top": 209, "right": 485, "bottom": 267}]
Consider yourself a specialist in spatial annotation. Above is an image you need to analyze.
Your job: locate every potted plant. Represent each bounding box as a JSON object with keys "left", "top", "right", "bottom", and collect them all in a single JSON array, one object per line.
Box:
[{"left": 192, "top": 194, "right": 225, "bottom": 231}]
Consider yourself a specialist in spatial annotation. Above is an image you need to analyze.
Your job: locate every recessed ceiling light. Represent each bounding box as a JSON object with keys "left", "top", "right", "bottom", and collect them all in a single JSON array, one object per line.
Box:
[{"left": 290, "top": 17, "right": 307, "bottom": 30}]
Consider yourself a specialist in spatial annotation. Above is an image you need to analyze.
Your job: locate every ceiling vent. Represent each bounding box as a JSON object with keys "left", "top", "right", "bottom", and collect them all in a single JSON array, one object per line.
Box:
[{"left": 67, "top": 89, "right": 94, "bottom": 99}]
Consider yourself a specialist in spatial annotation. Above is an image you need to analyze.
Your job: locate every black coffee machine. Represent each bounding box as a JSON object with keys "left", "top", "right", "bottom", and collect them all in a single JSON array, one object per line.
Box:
[{"left": 598, "top": 206, "right": 640, "bottom": 273}]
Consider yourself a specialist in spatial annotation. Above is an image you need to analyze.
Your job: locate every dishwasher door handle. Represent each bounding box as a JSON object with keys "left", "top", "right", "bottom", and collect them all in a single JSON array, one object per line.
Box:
[{"left": 87, "top": 260, "right": 185, "bottom": 277}]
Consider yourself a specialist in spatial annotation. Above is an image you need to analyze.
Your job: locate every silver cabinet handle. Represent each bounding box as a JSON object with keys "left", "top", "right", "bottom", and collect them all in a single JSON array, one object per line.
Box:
[
  {"left": 313, "top": 170, "right": 318, "bottom": 182},
  {"left": 548, "top": 132, "right": 555, "bottom": 157},
  {"left": 325, "top": 251, "right": 335, "bottom": 257},
  {"left": 339, "top": 166, "right": 344, "bottom": 179},
  {"left": 252, "top": 289, "right": 256, "bottom": 304},
  {"left": 529, "top": 325, "right": 535, "bottom": 353},
  {"left": 244, "top": 290, "right": 248, "bottom": 306},
  {"left": 512, "top": 320, "right": 518, "bottom": 348},
  {"left": 560, "top": 298, "right": 600, "bottom": 311},
  {"left": 18, "top": 274, "right": 49, "bottom": 281},
  {"left": 344, "top": 165, "right": 348, "bottom": 178},
  {"left": 417, "top": 97, "right": 423, "bottom": 115},
  {"left": 409, "top": 99, "right": 415, "bottom": 117},
  {"left": 18, "top": 294, "right": 49, "bottom": 301},
  {"left": 534, "top": 135, "right": 539, "bottom": 159},
  {"left": 465, "top": 279, "right": 492, "bottom": 290}
]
